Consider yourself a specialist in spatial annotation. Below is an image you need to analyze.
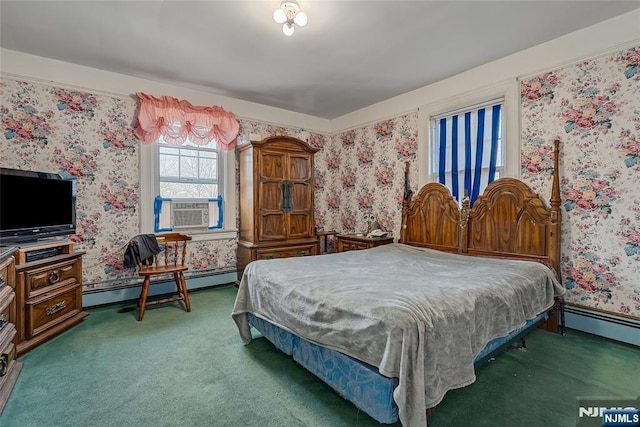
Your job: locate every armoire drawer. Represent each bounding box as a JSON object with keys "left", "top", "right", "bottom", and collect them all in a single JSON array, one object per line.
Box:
[
  {"left": 24, "top": 258, "right": 81, "bottom": 299},
  {"left": 256, "top": 244, "right": 317, "bottom": 261},
  {"left": 25, "top": 283, "right": 80, "bottom": 339}
]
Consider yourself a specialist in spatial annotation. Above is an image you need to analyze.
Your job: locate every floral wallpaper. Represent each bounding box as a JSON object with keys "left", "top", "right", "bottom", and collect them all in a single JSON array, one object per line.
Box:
[
  {"left": 318, "top": 116, "right": 419, "bottom": 239},
  {"left": 2, "top": 45, "right": 638, "bottom": 320},
  {"left": 0, "top": 78, "right": 324, "bottom": 291},
  {"left": 520, "top": 45, "right": 640, "bottom": 319}
]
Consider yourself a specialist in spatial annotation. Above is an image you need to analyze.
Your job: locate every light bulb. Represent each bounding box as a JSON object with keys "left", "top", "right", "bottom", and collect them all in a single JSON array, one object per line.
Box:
[
  {"left": 293, "top": 11, "right": 307, "bottom": 27},
  {"left": 282, "top": 23, "right": 294, "bottom": 36},
  {"left": 273, "top": 8, "right": 287, "bottom": 24}
]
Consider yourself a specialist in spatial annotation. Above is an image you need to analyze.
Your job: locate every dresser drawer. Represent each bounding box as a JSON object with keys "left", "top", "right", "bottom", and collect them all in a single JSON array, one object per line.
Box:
[
  {"left": 336, "top": 234, "right": 394, "bottom": 253},
  {"left": 25, "top": 283, "right": 81, "bottom": 339},
  {"left": 337, "top": 240, "right": 370, "bottom": 252},
  {"left": 256, "top": 244, "right": 317, "bottom": 260},
  {"left": 0, "top": 255, "right": 14, "bottom": 290},
  {"left": 0, "top": 325, "right": 17, "bottom": 380},
  {"left": 0, "top": 286, "right": 15, "bottom": 332},
  {"left": 24, "top": 258, "right": 81, "bottom": 299}
]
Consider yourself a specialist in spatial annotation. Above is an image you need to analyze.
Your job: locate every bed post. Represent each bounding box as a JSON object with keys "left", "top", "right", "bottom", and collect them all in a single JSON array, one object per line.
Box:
[
  {"left": 400, "top": 161, "right": 412, "bottom": 244},
  {"left": 544, "top": 139, "right": 564, "bottom": 335},
  {"left": 549, "top": 139, "right": 562, "bottom": 280}
]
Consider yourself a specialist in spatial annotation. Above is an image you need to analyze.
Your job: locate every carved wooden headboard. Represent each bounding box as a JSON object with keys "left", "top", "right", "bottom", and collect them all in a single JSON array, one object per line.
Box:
[{"left": 400, "top": 139, "right": 561, "bottom": 278}]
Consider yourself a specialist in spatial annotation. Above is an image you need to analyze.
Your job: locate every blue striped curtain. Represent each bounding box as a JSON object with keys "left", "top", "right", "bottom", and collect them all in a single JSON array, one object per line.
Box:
[{"left": 435, "top": 101, "right": 502, "bottom": 205}]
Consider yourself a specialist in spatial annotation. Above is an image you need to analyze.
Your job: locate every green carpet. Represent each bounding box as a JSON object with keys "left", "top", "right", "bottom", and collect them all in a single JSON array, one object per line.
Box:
[{"left": 1, "top": 285, "right": 638, "bottom": 426}]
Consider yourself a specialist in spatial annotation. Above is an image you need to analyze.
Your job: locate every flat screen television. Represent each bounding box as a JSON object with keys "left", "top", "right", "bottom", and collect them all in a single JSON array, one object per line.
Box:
[{"left": 0, "top": 167, "right": 77, "bottom": 245}]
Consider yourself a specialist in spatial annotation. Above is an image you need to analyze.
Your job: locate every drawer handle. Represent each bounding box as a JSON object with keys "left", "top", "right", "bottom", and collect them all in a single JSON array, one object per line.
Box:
[
  {"left": 0, "top": 353, "right": 7, "bottom": 377},
  {"left": 0, "top": 276, "right": 5, "bottom": 287},
  {"left": 296, "top": 250, "right": 310, "bottom": 257},
  {"left": 0, "top": 314, "right": 6, "bottom": 331},
  {"left": 46, "top": 301, "right": 67, "bottom": 316},
  {"left": 264, "top": 255, "right": 276, "bottom": 260},
  {"left": 48, "top": 271, "right": 61, "bottom": 284},
  {"left": 350, "top": 245, "right": 357, "bottom": 249}
]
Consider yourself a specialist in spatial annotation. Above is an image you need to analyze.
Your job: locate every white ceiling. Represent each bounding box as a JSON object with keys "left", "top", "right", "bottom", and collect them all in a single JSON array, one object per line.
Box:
[{"left": 1, "top": 1, "right": 639, "bottom": 119}]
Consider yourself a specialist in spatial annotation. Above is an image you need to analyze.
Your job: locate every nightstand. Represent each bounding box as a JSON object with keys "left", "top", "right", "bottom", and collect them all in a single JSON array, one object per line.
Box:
[{"left": 336, "top": 233, "right": 394, "bottom": 253}]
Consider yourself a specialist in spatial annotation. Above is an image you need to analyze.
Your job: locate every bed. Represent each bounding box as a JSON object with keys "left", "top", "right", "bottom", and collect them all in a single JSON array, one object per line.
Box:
[{"left": 233, "top": 140, "right": 565, "bottom": 426}]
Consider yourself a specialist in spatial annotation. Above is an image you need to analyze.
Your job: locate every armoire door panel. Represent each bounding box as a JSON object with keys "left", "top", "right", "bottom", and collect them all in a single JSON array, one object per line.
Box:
[
  {"left": 260, "top": 152, "right": 287, "bottom": 179},
  {"left": 289, "top": 154, "right": 312, "bottom": 180},
  {"left": 259, "top": 214, "right": 287, "bottom": 240},
  {"left": 259, "top": 181, "right": 284, "bottom": 211},
  {"left": 290, "top": 183, "right": 312, "bottom": 210},
  {"left": 289, "top": 213, "right": 312, "bottom": 238}
]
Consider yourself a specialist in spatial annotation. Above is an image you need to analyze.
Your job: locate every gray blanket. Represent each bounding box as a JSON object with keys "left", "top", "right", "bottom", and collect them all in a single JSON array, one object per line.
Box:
[{"left": 232, "top": 243, "right": 565, "bottom": 426}]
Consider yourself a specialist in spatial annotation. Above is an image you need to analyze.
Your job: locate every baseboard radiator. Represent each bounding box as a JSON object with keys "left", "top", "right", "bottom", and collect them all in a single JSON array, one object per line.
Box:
[{"left": 564, "top": 305, "right": 639, "bottom": 346}]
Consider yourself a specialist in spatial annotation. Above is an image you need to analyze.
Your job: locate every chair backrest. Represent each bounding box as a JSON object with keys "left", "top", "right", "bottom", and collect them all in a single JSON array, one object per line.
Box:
[
  {"left": 154, "top": 233, "right": 192, "bottom": 269},
  {"left": 129, "top": 233, "right": 192, "bottom": 271}
]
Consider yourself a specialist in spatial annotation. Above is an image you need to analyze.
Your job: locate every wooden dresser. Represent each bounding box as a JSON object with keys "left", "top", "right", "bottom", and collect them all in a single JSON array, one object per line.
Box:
[
  {"left": 237, "top": 136, "right": 319, "bottom": 281},
  {"left": 336, "top": 234, "right": 394, "bottom": 253},
  {"left": 0, "top": 246, "right": 21, "bottom": 414},
  {"left": 14, "top": 240, "right": 88, "bottom": 356}
]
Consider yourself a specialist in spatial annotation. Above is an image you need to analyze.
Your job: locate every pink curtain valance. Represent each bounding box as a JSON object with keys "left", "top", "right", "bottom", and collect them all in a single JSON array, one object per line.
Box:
[{"left": 134, "top": 92, "right": 239, "bottom": 150}]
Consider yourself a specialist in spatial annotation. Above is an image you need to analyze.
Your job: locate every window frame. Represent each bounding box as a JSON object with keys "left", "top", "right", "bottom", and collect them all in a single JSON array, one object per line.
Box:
[
  {"left": 417, "top": 80, "right": 519, "bottom": 191},
  {"left": 158, "top": 141, "right": 221, "bottom": 200}
]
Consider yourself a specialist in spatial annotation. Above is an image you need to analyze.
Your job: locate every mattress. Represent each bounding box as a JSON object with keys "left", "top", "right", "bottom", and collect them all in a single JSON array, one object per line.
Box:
[{"left": 247, "top": 311, "right": 548, "bottom": 424}]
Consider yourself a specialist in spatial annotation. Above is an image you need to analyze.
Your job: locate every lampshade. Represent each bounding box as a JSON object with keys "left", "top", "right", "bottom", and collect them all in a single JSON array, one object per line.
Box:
[
  {"left": 282, "top": 23, "right": 295, "bottom": 36},
  {"left": 293, "top": 11, "right": 307, "bottom": 27},
  {"left": 273, "top": 8, "right": 287, "bottom": 24}
]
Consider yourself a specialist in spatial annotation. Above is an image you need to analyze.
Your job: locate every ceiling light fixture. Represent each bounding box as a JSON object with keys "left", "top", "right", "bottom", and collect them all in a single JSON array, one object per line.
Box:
[{"left": 273, "top": 0, "right": 307, "bottom": 36}]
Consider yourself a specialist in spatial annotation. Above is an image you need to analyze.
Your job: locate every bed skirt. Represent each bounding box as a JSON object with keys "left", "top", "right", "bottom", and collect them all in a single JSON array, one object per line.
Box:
[{"left": 247, "top": 311, "right": 549, "bottom": 424}]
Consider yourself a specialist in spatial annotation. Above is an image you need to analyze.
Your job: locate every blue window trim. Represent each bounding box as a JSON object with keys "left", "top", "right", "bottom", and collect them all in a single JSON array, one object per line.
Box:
[
  {"left": 208, "top": 196, "right": 224, "bottom": 230},
  {"left": 154, "top": 195, "right": 174, "bottom": 233}
]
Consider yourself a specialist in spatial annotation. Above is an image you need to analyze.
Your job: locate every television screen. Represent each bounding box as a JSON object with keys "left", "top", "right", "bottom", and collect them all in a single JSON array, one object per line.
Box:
[{"left": 0, "top": 168, "right": 77, "bottom": 244}]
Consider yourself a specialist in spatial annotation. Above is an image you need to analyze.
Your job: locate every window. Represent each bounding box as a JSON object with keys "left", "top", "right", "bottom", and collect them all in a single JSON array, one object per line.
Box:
[
  {"left": 430, "top": 99, "right": 504, "bottom": 205},
  {"left": 139, "top": 139, "right": 237, "bottom": 239},
  {"left": 152, "top": 138, "right": 225, "bottom": 232},
  {"left": 158, "top": 138, "right": 220, "bottom": 199},
  {"left": 417, "top": 81, "right": 518, "bottom": 208}
]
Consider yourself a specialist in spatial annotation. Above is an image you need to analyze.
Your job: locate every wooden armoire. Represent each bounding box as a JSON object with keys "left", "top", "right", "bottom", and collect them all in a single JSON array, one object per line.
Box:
[{"left": 237, "top": 136, "right": 319, "bottom": 281}]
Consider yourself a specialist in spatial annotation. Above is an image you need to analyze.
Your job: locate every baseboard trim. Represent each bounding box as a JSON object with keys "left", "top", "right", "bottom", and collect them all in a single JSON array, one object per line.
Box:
[
  {"left": 564, "top": 306, "right": 639, "bottom": 346},
  {"left": 81, "top": 271, "right": 237, "bottom": 308}
]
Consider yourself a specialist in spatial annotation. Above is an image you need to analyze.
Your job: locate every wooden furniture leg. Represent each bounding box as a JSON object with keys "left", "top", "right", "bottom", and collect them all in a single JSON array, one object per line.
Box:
[{"left": 138, "top": 276, "right": 151, "bottom": 321}]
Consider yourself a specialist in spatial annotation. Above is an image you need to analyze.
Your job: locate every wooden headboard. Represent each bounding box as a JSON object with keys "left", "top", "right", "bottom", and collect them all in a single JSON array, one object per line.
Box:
[{"left": 400, "top": 139, "right": 561, "bottom": 278}]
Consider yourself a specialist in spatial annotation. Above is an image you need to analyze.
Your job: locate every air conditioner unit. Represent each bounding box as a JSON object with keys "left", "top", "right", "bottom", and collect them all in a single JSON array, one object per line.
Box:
[{"left": 171, "top": 201, "right": 209, "bottom": 229}]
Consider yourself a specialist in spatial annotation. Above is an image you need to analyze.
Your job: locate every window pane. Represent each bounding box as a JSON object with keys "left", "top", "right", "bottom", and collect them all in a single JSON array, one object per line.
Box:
[
  {"left": 179, "top": 156, "right": 199, "bottom": 178},
  {"left": 160, "top": 182, "right": 218, "bottom": 199},
  {"left": 159, "top": 146, "right": 180, "bottom": 155},
  {"left": 199, "top": 150, "right": 217, "bottom": 159},
  {"left": 199, "top": 158, "right": 216, "bottom": 179},
  {"left": 179, "top": 149, "right": 199, "bottom": 158},
  {"left": 159, "top": 154, "right": 179, "bottom": 177}
]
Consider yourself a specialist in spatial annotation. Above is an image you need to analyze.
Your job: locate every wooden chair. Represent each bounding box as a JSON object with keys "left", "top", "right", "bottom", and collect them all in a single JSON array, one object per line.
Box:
[{"left": 130, "top": 233, "right": 192, "bottom": 321}]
